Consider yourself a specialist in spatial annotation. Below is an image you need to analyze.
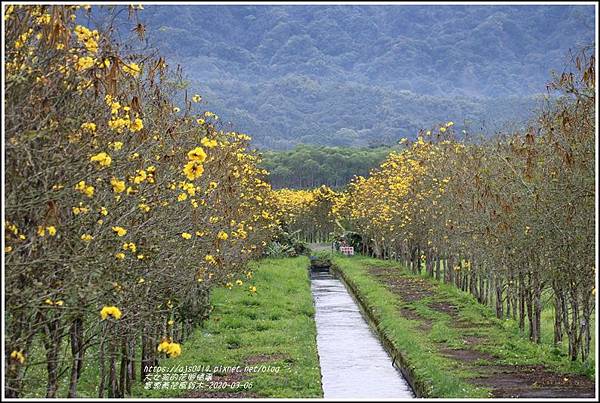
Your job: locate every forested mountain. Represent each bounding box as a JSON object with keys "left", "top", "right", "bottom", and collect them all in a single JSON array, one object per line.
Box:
[
  {"left": 261, "top": 145, "right": 393, "bottom": 189},
  {"left": 131, "top": 5, "right": 594, "bottom": 149}
]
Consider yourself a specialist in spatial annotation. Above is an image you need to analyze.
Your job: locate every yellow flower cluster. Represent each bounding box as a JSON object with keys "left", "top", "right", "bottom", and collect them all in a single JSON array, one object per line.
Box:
[
  {"left": 90, "top": 152, "right": 112, "bottom": 167},
  {"left": 112, "top": 226, "right": 127, "bottom": 237},
  {"left": 75, "top": 181, "right": 94, "bottom": 197},
  {"left": 111, "top": 177, "right": 126, "bottom": 193},
  {"left": 74, "top": 25, "right": 99, "bottom": 54},
  {"left": 10, "top": 350, "right": 25, "bottom": 364},
  {"left": 37, "top": 226, "right": 57, "bottom": 236},
  {"left": 122, "top": 242, "right": 137, "bottom": 252},
  {"left": 183, "top": 146, "right": 207, "bottom": 181},
  {"left": 100, "top": 306, "right": 122, "bottom": 320},
  {"left": 201, "top": 137, "right": 218, "bottom": 148},
  {"left": 75, "top": 56, "right": 95, "bottom": 71},
  {"left": 157, "top": 339, "right": 182, "bottom": 358},
  {"left": 106, "top": 95, "right": 144, "bottom": 133},
  {"left": 81, "top": 122, "right": 96, "bottom": 132}
]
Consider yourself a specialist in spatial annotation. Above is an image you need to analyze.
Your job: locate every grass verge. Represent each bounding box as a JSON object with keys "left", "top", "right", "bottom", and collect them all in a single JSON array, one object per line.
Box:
[
  {"left": 332, "top": 254, "right": 594, "bottom": 398},
  {"left": 136, "top": 256, "right": 322, "bottom": 398}
]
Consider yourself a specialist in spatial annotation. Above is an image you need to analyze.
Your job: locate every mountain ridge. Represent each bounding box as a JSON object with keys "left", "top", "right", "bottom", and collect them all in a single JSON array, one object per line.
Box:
[{"left": 134, "top": 5, "right": 594, "bottom": 149}]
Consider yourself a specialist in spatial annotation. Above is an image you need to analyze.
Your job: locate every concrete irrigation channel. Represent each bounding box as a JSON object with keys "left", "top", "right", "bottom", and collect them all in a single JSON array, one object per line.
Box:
[{"left": 309, "top": 257, "right": 415, "bottom": 399}]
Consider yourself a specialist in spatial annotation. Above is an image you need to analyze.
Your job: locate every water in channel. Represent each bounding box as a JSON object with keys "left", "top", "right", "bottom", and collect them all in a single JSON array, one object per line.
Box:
[{"left": 311, "top": 272, "right": 414, "bottom": 399}]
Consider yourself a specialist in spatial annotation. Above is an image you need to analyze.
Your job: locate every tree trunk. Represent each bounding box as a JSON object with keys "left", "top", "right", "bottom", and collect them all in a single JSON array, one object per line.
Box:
[
  {"left": 531, "top": 269, "right": 542, "bottom": 343},
  {"left": 519, "top": 272, "right": 526, "bottom": 332},
  {"left": 526, "top": 278, "right": 534, "bottom": 341},
  {"left": 553, "top": 285, "right": 563, "bottom": 345},
  {"left": 43, "top": 318, "right": 62, "bottom": 398},
  {"left": 98, "top": 331, "right": 106, "bottom": 398},
  {"left": 495, "top": 275, "right": 504, "bottom": 319},
  {"left": 68, "top": 317, "right": 84, "bottom": 397},
  {"left": 108, "top": 337, "right": 118, "bottom": 398},
  {"left": 581, "top": 291, "right": 591, "bottom": 362}
]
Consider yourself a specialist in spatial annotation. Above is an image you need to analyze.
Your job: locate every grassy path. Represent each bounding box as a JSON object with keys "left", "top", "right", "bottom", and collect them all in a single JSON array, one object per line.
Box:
[
  {"left": 332, "top": 255, "right": 595, "bottom": 398},
  {"left": 136, "top": 257, "right": 322, "bottom": 398}
]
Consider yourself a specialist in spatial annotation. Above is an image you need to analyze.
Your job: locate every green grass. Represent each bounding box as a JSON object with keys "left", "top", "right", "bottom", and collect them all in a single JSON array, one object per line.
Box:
[
  {"left": 135, "top": 256, "right": 322, "bottom": 398},
  {"left": 331, "top": 254, "right": 594, "bottom": 398},
  {"left": 20, "top": 257, "right": 323, "bottom": 398},
  {"left": 413, "top": 260, "right": 596, "bottom": 366}
]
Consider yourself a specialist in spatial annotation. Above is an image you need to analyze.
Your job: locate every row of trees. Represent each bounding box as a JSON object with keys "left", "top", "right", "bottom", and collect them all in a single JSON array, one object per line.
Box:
[
  {"left": 261, "top": 144, "right": 392, "bottom": 189},
  {"left": 273, "top": 186, "right": 339, "bottom": 243},
  {"left": 332, "top": 49, "right": 595, "bottom": 363},
  {"left": 5, "top": 5, "right": 278, "bottom": 397}
]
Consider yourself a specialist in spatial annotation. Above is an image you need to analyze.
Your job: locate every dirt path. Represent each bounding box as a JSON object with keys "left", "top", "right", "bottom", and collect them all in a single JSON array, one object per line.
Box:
[{"left": 368, "top": 266, "right": 596, "bottom": 398}]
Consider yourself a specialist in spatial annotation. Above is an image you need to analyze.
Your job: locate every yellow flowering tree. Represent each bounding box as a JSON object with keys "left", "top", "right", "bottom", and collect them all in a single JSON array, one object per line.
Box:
[{"left": 4, "top": 5, "right": 276, "bottom": 398}]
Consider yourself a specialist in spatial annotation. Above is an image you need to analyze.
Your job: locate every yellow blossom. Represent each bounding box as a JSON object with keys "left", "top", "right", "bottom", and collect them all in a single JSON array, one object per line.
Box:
[
  {"left": 109, "top": 141, "right": 123, "bottom": 151},
  {"left": 183, "top": 161, "right": 204, "bottom": 181},
  {"left": 157, "top": 340, "right": 181, "bottom": 358},
  {"left": 201, "top": 137, "right": 218, "bottom": 148},
  {"left": 76, "top": 56, "right": 95, "bottom": 71},
  {"left": 122, "top": 242, "right": 137, "bottom": 253},
  {"left": 81, "top": 122, "right": 96, "bottom": 132},
  {"left": 10, "top": 351, "right": 25, "bottom": 364},
  {"left": 132, "top": 170, "right": 147, "bottom": 184},
  {"left": 111, "top": 177, "right": 126, "bottom": 193},
  {"left": 90, "top": 152, "right": 112, "bottom": 167},
  {"left": 100, "top": 306, "right": 122, "bottom": 320},
  {"left": 130, "top": 118, "right": 143, "bottom": 132},
  {"left": 112, "top": 226, "right": 127, "bottom": 237},
  {"left": 75, "top": 181, "right": 94, "bottom": 197},
  {"left": 187, "top": 147, "right": 207, "bottom": 162}
]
